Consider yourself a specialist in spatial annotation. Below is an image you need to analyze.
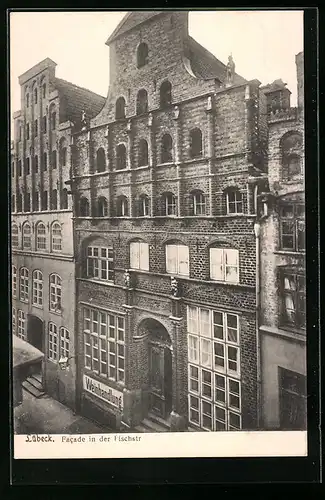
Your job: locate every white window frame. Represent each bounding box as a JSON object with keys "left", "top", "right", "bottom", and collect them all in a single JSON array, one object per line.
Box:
[
  {"left": 51, "top": 222, "right": 62, "bottom": 252},
  {"left": 12, "top": 224, "right": 19, "bottom": 247},
  {"left": 130, "top": 241, "right": 149, "bottom": 271},
  {"left": 139, "top": 195, "right": 149, "bottom": 216},
  {"left": 48, "top": 322, "right": 58, "bottom": 361},
  {"left": 17, "top": 310, "right": 26, "bottom": 340},
  {"left": 86, "top": 246, "right": 114, "bottom": 281},
  {"left": 193, "top": 192, "right": 206, "bottom": 215},
  {"left": 22, "top": 223, "right": 31, "bottom": 249},
  {"left": 210, "top": 248, "right": 239, "bottom": 283},
  {"left": 12, "top": 265, "right": 17, "bottom": 297},
  {"left": 36, "top": 222, "right": 47, "bottom": 251},
  {"left": 166, "top": 243, "right": 189, "bottom": 276},
  {"left": 164, "top": 193, "right": 177, "bottom": 216},
  {"left": 49, "top": 273, "right": 62, "bottom": 313},
  {"left": 226, "top": 190, "right": 243, "bottom": 214},
  {"left": 12, "top": 307, "right": 16, "bottom": 335},
  {"left": 83, "top": 307, "right": 125, "bottom": 384},
  {"left": 60, "top": 327, "right": 70, "bottom": 359},
  {"left": 32, "top": 270, "right": 43, "bottom": 307},
  {"left": 19, "top": 267, "right": 29, "bottom": 303}
]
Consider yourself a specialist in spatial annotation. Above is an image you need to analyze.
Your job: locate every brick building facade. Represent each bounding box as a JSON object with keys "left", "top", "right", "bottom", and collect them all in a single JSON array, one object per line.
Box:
[
  {"left": 258, "top": 52, "right": 306, "bottom": 430},
  {"left": 70, "top": 11, "right": 269, "bottom": 432},
  {"left": 11, "top": 58, "right": 105, "bottom": 410}
]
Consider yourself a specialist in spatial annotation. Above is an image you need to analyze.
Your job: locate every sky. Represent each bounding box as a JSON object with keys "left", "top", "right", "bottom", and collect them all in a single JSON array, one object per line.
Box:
[{"left": 9, "top": 10, "right": 303, "bottom": 123}]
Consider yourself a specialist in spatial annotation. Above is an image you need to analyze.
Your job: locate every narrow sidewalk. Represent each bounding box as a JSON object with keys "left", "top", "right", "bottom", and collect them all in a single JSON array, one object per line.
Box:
[{"left": 14, "top": 389, "right": 110, "bottom": 434}]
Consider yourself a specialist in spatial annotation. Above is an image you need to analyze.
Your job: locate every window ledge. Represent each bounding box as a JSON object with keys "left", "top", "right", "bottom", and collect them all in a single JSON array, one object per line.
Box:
[
  {"left": 260, "top": 324, "right": 306, "bottom": 343},
  {"left": 78, "top": 277, "right": 116, "bottom": 288},
  {"left": 274, "top": 250, "right": 305, "bottom": 256}
]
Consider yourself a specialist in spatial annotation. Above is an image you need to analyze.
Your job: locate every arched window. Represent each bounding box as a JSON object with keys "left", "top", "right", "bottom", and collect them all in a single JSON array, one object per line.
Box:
[
  {"left": 12, "top": 223, "right": 19, "bottom": 247},
  {"left": 115, "top": 97, "right": 126, "bottom": 119},
  {"left": 161, "top": 134, "right": 173, "bottom": 163},
  {"left": 116, "top": 144, "right": 127, "bottom": 170},
  {"left": 51, "top": 111, "right": 56, "bottom": 130},
  {"left": 11, "top": 195, "right": 15, "bottom": 212},
  {"left": 79, "top": 197, "right": 90, "bottom": 217},
  {"left": 49, "top": 273, "right": 62, "bottom": 312},
  {"left": 116, "top": 196, "right": 129, "bottom": 217},
  {"left": 22, "top": 222, "right": 31, "bottom": 249},
  {"left": 32, "top": 270, "right": 43, "bottom": 307},
  {"left": 138, "top": 139, "right": 149, "bottom": 166},
  {"left": 51, "top": 150, "right": 57, "bottom": 169},
  {"left": 36, "top": 222, "right": 47, "bottom": 251},
  {"left": 137, "top": 42, "right": 149, "bottom": 68},
  {"left": 51, "top": 189, "right": 57, "bottom": 210},
  {"left": 51, "top": 222, "right": 62, "bottom": 252},
  {"left": 226, "top": 188, "right": 243, "bottom": 214},
  {"left": 24, "top": 191, "right": 31, "bottom": 212},
  {"left": 136, "top": 89, "right": 148, "bottom": 115},
  {"left": 12, "top": 265, "right": 17, "bottom": 297},
  {"left": 96, "top": 148, "right": 106, "bottom": 173},
  {"left": 210, "top": 246, "right": 239, "bottom": 283},
  {"left": 42, "top": 83, "right": 46, "bottom": 98},
  {"left": 138, "top": 194, "right": 150, "bottom": 217},
  {"left": 163, "top": 192, "right": 177, "bottom": 216},
  {"left": 190, "top": 190, "right": 206, "bottom": 216},
  {"left": 166, "top": 241, "right": 189, "bottom": 276},
  {"left": 20, "top": 267, "right": 29, "bottom": 303},
  {"left": 190, "top": 128, "right": 203, "bottom": 158},
  {"left": 34, "top": 155, "right": 39, "bottom": 173},
  {"left": 98, "top": 197, "right": 108, "bottom": 217},
  {"left": 26, "top": 93, "right": 29, "bottom": 108},
  {"left": 42, "top": 190, "right": 48, "bottom": 211},
  {"left": 160, "top": 80, "right": 172, "bottom": 108},
  {"left": 43, "top": 152, "right": 47, "bottom": 171},
  {"left": 130, "top": 240, "right": 149, "bottom": 271},
  {"left": 60, "top": 147, "right": 67, "bottom": 166},
  {"left": 17, "top": 192, "right": 22, "bottom": 212},
  {"left": 34, "top": 87, "right": 38, "bottom": 104},
  {"left": 61, "top": 188, "right": 68, "bottom": 209},
  {"left": 281, "top": 132, "right": 303, "bottom": 179},
  {"left": 33, "top": 191, "right": 40, "bottom": 212}
]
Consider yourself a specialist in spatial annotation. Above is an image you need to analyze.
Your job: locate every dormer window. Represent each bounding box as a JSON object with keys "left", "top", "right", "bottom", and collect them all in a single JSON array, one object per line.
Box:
[{"left": 137, "top": 42, "right": 149, "bottom": 68}]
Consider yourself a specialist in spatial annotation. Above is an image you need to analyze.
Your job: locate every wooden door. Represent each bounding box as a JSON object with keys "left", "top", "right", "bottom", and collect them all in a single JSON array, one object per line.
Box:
[{"left": 149, "top": 343, "right": 172, "bottom": 418}]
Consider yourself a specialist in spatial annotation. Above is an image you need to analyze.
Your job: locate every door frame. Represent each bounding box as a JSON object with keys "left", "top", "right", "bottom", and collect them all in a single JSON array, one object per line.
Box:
[{"left": 148, "top": 339, "right": 173, "bottom": 419}]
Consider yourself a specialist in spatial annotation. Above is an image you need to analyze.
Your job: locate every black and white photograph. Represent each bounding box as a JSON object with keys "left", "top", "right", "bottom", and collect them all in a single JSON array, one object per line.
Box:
[{"left": 10, "top": 9, "right": 308, "bottom": 459}]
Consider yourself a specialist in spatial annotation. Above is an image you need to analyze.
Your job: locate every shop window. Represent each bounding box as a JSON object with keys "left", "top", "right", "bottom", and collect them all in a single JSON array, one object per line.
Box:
[
  {"left": 160, "top": 80, "right": 172, "bottom": 108},
  {"left": 161, "top": 134, "right": 173, "bottom": 163},
  {"left": 116, "top": 196, "right": 128, "bottom": 217},
  {"left": 22, "top": 222, "right": 31, "bottom": 249},
  {"left": 96, "top": 148, "right": 106, "bottom": 172},
  {"left": 19, "top": 267, "right": 29, "bottom": 303},
  {"left": 280, "top": 271, "right": 306, "bottom": 330},
  {"left": 115, "top": 97, "right": 126, "bottom": 119},
  {"left": 187, "top": 306, "right": 241, "bottom": 431},
  {"left": 136, "top": 89, "right": 148, "bottom": 115},
  {"left": 190, "top": 190, "right": 206, "bottom": 216},
  {"left": 36, "top": 222, "right": 47, "bottom": 250},
  {"left": 226, "top": 188, "right": 243, "bottom": 214},
  {"left": 210, "top": 247, "right": 239, "bottom": 283},
  {"left": 116, "top": 144, "right": 127, "bottom": 170},
  {"left": 279, "top": 202, "right": 305, "bottom": 251},
  {"left": 190, "top": 128, "right": 203, "bottom": 158},
  {"left": 51, "top": 222, "right": 62, "bottom": 252},
  {"left": 163, "top": 192, "right": 177, "bottom": 216},
  {"left": 83, "top": 307, "right": 125, "bottom": 383},
  {"left": 86, "top": 245, "right": 114, "bottom": 282},
  {"left": 166, "top": 242, "right": 189, "bottom": 276},
  {"left": 49, "top": 274, "right": 62, "bottom": 313},
  {"left": 137, "top": 42, "right": 149, "bottom": 68},
  {"left": 130, "top": 240, "right": 149, "bottom": 271},
  {"left": 32, "top": 270, "right": 43, "bottom": 307},
  {"left": 138, "top": 139, "right": 148, "bottom": 166}
]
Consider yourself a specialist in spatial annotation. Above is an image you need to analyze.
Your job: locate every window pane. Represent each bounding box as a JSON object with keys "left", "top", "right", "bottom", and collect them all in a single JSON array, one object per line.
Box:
[
  {"left": 166, "top": 245, "right": 177, "bottom": 274},
  {"left": 178, "top": 245, "right": 189, "bottom": 276},
  {"left": 210, "top": 248, "right": 223, "bottom": 280},
  {"left": 200, "top": 309, "right": 211, "bottom": 337}
]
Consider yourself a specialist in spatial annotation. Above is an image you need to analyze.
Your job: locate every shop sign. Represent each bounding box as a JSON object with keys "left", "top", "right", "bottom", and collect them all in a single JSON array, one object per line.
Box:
[{"left": 83, "top": 374, "right": 123, "bottom": 411}]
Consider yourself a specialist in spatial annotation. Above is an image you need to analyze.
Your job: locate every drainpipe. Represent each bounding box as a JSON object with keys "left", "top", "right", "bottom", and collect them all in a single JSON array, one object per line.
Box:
[{"left": 254, "top": 221, "right": 261, "bottom": 429}]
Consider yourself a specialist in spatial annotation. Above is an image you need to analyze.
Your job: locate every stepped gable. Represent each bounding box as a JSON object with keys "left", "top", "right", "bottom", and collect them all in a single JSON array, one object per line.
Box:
[{"left": 54, "top": 77, "right": 106, "bottom": 125}]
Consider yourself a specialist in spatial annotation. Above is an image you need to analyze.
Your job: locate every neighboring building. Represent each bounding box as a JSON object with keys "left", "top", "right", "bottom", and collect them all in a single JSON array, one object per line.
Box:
[
  {"left": 70, "top": 11, "right": 268, "bottom": 432},
  {"left": 11, "top": 58, "right": 105, "bottom": 410},
  {"left": 259, "top": 52, "right": 306, "bottom": 430}
]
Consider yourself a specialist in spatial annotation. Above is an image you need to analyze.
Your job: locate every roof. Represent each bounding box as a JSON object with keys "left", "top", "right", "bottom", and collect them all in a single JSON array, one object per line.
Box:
[
  {"left": 261, "top": 79, "right": 291, "bottom": 94},
  {"left": 106, "top": 11, "right": 165, "bottom": 45},
  {"left": 185, "top": 37, "right": 246, "bottom": 84},
  {"left": 19, "top": 58, "right": 57, "bottom": 85},
  {"left": 13, "top": 336, "right": 44, "bottom": 369},
  {"left": 53, "top": 78, "right": 106, "bottom": 124}
]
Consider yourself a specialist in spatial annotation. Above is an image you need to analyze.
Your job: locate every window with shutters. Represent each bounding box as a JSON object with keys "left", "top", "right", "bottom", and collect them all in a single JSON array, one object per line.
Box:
[
  {"left": 130, "top": 241, "right": 149, "bottom": 271},
  {"left": 86, "top": 245, "right": 114, "bottom": 282},
  {"left": 32, "top": 270, "right": 43, "bottom": 307},
  {"left": 187, "top": 306, "right": 241, "bottom": 431},
  {"left": 166, "top": 243, "right": 189, "bottom": 276},
  {"left": 210, "top": 247, "right": 239, "bottom": 283}
]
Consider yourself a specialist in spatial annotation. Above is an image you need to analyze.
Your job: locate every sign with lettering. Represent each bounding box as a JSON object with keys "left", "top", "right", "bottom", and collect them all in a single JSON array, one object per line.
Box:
[{"left": 83, "top": 374, "right": 123, "bottom": 411}]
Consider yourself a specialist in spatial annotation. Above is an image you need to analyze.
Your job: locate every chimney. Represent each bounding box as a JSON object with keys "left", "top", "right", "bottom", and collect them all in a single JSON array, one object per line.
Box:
[{"left": 295, "top": 51, "right": 304, "bottom": 110}]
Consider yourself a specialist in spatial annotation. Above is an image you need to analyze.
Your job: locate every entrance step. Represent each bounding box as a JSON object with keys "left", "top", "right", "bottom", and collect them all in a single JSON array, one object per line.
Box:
[
  {"left": 31, "top": 372, "right": 42, "bottom": 384},
  {"left": 22, "top": 376, "right": 45, "bottom": 399},
  {"left": 134, "top": 414, "right": 171, "bottom": 433}
]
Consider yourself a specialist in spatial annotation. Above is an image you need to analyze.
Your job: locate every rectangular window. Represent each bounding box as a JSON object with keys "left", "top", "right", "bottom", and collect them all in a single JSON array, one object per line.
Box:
[
  {"left": 32, "top": 271, "right": 43, "bottom": 307},
  {"left": 130, "top": 241, "right": 149, "bottom": 271},
  {"left": 210, "top": 248, "right": 239, "bottom": 283},
  {"left": 86, "top": 246, "right": 114, "bottom": 281},
  {"left": 12, "top": 266, "right": 17, "bottom": 297},
  {"left": 280, "top": 203, "right": 305, "bottom": 252},
  {"left": 17, "top": 310, "right": 26, "bottom": 340},
  {"left": 48, "top": 323, "right": 58, "bottom": 361},
  {"left": 60, "top": 328, "right": 70, "bottom": 359},
  {"left": 166, "top": 244, "right": 189, "bottom": 276},
  {"left": 12, "top": 308, "right": 16, "bottom": 336},
  {"left": 20, "top": 270, "right": 29, "bottom": 303},
  {"left": 83, "top": 307, "right": 125, "bottom": 384},
  {"left": 281, "top": 272, "right": 306, "bottom": 329},
  {"left": 187, "top": 306, "right": 241, "bottom": 431}
]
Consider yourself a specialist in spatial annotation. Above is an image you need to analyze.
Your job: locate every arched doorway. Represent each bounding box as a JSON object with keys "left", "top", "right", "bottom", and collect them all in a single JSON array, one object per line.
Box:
[
  {"left": 140, "top": 319, "right": 173, "bottom": 419},
  {"left": 27, "top": 315, "right": 44, "bottom": 352}
]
